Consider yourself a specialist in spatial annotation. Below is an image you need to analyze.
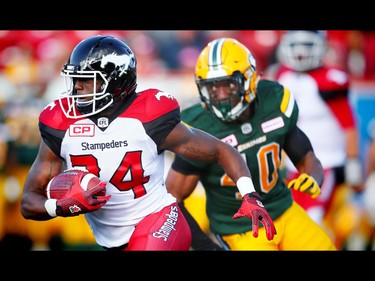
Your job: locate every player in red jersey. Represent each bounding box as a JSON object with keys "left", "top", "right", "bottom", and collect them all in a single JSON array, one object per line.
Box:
[
  {"left": 264, "top": 30, "right": 363, "bottom": 248},
  {"left": 21, "top": 35, "right": 276, "bottom": 250}
]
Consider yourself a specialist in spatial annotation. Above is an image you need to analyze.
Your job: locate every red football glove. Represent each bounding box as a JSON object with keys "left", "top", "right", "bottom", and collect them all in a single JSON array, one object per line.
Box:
[
  {"left": 233, "top": 192, "right": 277, "bottom": 241},
  {"left": 56, "top": 179, "right": 111, "bottom": 217}
]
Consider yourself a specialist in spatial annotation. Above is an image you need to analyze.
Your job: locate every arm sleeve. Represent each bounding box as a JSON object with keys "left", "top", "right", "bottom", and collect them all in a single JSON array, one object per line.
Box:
[
  {"left": 283, "top": 126, "right": 314, "bottom": 166},
  {"left": 39, "top": 122, "right": 65, "bottom": 160},
  {"left": 171, "top": 154, "right": 202, "bottom": 175}
]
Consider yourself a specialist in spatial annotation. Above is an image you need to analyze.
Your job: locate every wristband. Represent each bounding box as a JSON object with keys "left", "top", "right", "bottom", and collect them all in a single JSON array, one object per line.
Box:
[
  {"left": 236, "top": 177, "right": 256, "bottom": 197},
  {"left": 45, "top": 199, "right": 57, "bottom": 217}
]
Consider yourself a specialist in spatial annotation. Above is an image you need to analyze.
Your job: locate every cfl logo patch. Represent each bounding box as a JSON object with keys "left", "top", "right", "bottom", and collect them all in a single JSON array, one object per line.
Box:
[
  {"left": 69, "top": 124, "right": 95, "bottom": 137},
  {"left": 98, "top": 117, "right": 109, "bottom": 128}
]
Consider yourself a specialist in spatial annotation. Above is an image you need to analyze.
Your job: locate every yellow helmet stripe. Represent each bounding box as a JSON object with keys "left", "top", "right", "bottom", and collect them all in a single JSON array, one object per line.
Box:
[{"left": 280, "top": 86, "right": 295, "bottom": 118}]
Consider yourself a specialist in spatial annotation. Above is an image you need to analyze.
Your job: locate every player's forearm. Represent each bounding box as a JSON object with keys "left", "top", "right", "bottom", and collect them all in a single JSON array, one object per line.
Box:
[
  {"left": 21, "top": 192, "right": 54, "bottom": 221},
  {"left": 217, "top": 145, "right": 256, "bottom": 196},
  {"left": 294, "top": 151, "right": 324, "bottom": 186},
  {"left": 368, "top": 141, "right": 375, "bottom": 175},
  {"left": 345, "top": 128, "right": 360, "bottom": 158},
  {"left": 218, "top": 143, "right": 251, "bottom": 183}
]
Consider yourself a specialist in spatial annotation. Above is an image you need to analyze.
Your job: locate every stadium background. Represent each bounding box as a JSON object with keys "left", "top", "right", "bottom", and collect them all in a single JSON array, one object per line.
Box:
[{"left": 0, "top": 30, "right": 374, "bottom": 250}]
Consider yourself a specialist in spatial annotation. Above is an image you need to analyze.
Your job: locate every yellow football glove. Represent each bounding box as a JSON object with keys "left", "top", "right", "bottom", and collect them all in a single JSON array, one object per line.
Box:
[{"left": 288, "top": 173, "right": 321, "bottom": 199}]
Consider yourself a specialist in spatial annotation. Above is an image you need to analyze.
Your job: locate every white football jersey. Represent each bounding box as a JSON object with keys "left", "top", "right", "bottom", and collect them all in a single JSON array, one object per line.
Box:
[
  {"left": 273, "top": 66, "right": 354, "bottom": 170},
  {"left": 39, "top": 89, "right": 179, "bottom": 248}
]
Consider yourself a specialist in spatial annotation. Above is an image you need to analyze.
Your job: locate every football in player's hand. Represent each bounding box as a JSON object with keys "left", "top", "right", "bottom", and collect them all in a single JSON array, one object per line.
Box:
[{"left": 46, "top": 169, "right": 104, "bottom": 199}]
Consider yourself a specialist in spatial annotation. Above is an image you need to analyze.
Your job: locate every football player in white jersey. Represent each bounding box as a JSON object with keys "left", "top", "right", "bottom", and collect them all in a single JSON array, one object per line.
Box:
[
  {"left": 265, "top": 30, "right": 363, "bottom": 249},
  {"left": 21, "top": 35, "right": 276, "bottom": 250}
]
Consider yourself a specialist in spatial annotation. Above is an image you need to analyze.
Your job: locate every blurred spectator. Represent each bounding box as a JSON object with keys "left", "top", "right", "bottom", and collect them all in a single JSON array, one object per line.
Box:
[
  {"left": 123, "top": 31, "right": 168, "bottom": 76},
  {"left": 236, "top": 30, "right": 283, "bottom": 73},
  {"left": 326, "top": 30, "right": 375, "bottom": 79},
  {"left": 152, "top": 30, "right": 206, "bottom": 72}
]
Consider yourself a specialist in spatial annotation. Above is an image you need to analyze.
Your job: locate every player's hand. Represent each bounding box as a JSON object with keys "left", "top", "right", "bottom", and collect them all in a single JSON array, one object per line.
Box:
[
  {"left": 288, "top": 173, "right": 321, "bottom": 199},
  {"left": 56, "top": 181, "right": 111, "bottom": 217},
  {"left": 345, "top": 158, "right": 364, "bottom": 192},
  {"left": 232, "top": 192, "right": 277, "bottom": 241}
]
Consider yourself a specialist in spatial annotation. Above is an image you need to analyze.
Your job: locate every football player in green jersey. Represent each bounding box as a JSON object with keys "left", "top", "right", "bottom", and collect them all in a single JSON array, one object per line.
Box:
[{"left": 166, "top": 37, "right": 336, "bottom": 250}]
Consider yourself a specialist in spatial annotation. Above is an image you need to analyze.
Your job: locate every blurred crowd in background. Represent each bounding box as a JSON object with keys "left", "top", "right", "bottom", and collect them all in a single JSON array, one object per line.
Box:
[{"left": 0, "top": 30, "right": 374, "bottom": 251}]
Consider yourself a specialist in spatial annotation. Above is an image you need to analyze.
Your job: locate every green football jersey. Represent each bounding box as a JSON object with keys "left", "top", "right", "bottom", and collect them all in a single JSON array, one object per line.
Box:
[{"left": 177, "top": 80, "right": 298, "bottom": 235}]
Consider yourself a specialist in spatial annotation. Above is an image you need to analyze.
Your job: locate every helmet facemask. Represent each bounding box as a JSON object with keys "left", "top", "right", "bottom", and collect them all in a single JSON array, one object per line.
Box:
[
  {"left": 60, "top": 67, "right": 112, "bottom": 118},
  {"left": 197, "top": 71, "right": 255, "bottom": 122}
]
